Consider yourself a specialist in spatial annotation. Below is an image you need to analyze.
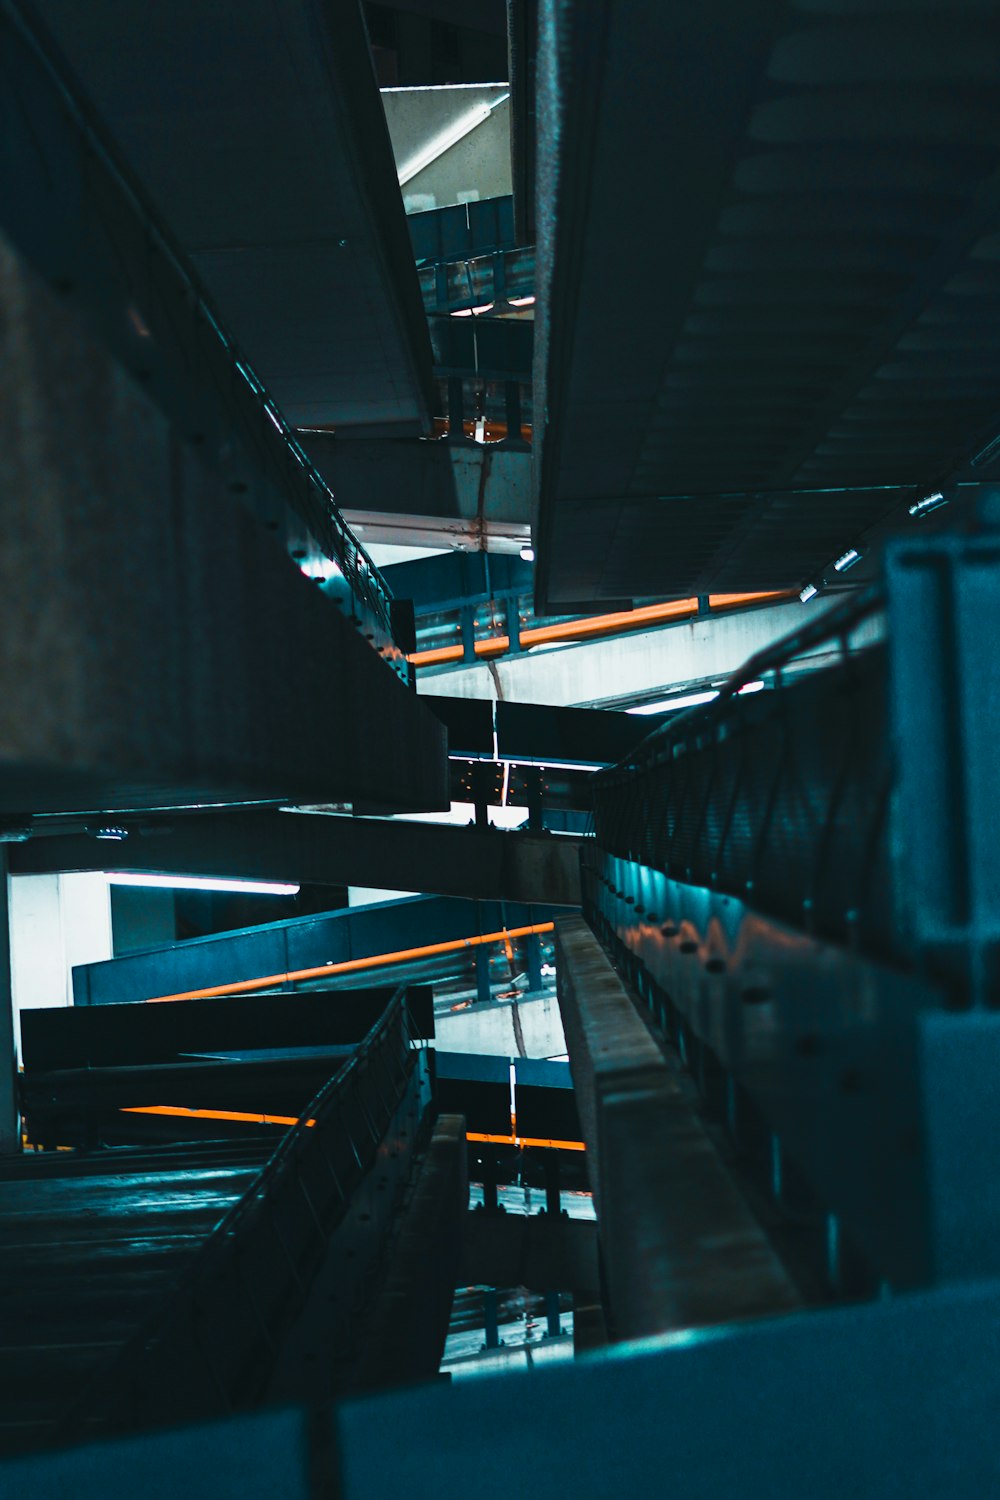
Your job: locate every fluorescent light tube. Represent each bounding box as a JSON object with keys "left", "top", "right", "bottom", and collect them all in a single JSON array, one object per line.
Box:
[
  {"left": 106, "top": 874, "right": 300, "bottom": 896},
  {"left": 908, "top": 492, "right": 947, "bottom": 518}
]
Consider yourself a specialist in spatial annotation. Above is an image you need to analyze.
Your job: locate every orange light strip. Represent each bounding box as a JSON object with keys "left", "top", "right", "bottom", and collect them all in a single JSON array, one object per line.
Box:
[
  {"left": 408, "top": 591, "right": 794, "bottom": 668},
  {"left": 116, "top": 1111, "right": 584, "bottom": 1152},
  {"left": 708, "top": 591, "right": 790, "bottom": 609},
  {"left": 143, "top": 922, "right": 556, "bottom": 1004},
  {"left": 121, "top": 1104, "right": 316, "bottom": 1127},
  {"left": 466, "top": 1131, "right": 586, "bottom": 1152}
]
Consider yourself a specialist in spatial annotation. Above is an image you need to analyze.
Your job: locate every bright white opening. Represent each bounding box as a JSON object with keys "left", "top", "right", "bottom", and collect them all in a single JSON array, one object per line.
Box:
[{"left": 401, "top": 802, "right": 529, "bottom": 831}]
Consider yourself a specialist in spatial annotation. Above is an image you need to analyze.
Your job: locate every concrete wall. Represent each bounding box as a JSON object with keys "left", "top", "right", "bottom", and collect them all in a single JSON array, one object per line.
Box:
[
  {"left": 10, "top": 873, "right": 113, "bottom": 1051},
  {"left": 381, "top": 85, "right": 512, "bottom": 212},
  {"left": 435, "top": 990, "right": 565, "bottom": 1059}
]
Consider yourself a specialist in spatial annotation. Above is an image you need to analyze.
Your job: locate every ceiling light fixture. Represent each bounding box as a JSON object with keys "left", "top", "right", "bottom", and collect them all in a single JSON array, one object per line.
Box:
[
  {"left": 832, "top": 548, "right": 862, "bottom": 574},
  {"left": 908, "top": 491, "right": 947, "bottom": 519},
  {"left": 799, "top": 582, "right": 818, "bottom": 603}
]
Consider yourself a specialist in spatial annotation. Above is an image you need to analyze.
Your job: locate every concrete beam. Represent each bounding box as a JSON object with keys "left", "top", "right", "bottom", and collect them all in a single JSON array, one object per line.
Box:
[
  {"left": 302, "top": 435, "right": 531, "bottom": 553},
  {"left": 10, "top": 811, "right": 582, "bottom": 907},
  {"left": 0, "top": 235, "right": 447, "bottom": 816},
  {"left": 555, "top": 915, "right": 799, "bottom": 1340},
  {"left": 417, "top": 596, "right": 883, "bottom": 706}
]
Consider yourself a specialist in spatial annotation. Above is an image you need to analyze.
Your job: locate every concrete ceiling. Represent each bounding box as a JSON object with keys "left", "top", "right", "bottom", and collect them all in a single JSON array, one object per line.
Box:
[
  {"left": 34, "top": 0, "right": 436, "bottom": 433},
  {"left": 533, "top": 0, "right": 1000, "bottom": 608}
]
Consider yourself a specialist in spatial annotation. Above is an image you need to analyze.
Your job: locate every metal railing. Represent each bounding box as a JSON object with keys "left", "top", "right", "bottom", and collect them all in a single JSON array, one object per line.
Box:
[
  {"left": 61, "top": 990, "right": 422, "bottom": 1441},
  {"left": 592, "top": 589, "right": 899, "bottom": 964}
]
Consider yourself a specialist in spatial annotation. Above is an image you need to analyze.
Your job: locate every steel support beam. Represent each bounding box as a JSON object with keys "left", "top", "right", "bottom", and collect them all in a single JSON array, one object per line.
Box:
[
  {"left": 0, "top": 236, "right": 446, "bottom": 817},
  {"left": 554, "top": 914, "right": 799, "bottom": 1340}
]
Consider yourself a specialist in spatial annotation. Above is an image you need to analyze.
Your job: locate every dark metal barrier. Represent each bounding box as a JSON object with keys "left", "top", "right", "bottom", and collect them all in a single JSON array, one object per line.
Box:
[
  {"left": 72, "top": 896, "right": 561, "bottom": 1006},
  {"left": 408, "top": 195, "right": 517, "bottom": 265},
  {"left": 592, "top": 590, "right": 898, "bottom": 966},
  {"left": 62, "top": 989, "right": 426, "bottom": 1442}
]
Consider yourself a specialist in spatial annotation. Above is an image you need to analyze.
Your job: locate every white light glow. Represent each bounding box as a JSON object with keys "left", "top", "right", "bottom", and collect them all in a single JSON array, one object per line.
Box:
[
  {"left": 799, "top": 583, "right": 818, "bottom": 603},
  {"left": 833, "top": 547, "right": 861, "bottom": 573},
  {"left": 628, "top": 690, "right": 718, "bottom": 716},
  {"left": 105, "top": 874, "right": 300, "bottom": 896},
  {"left": 299, "top": 556, "right": 341, "bottom": 583},
  {"left": 627, "top": 680, "right": 765, "bottom": 716},
  {"left": 508, "top": 296, "right": 536, "bottom": 308},
  {"left": 506, "top": 757, "right": 606, "bottom": 773},
  {"left": 520, "top": 544, "right": 535, "bottom": 562}
]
